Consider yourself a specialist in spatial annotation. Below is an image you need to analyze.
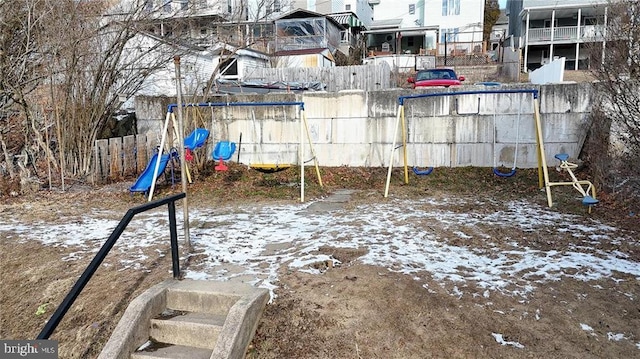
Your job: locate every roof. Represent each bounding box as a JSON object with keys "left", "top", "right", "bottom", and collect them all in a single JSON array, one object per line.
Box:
[
  {"left": 133, "top": 30, "right": 209, "bottom": 53},
  {"left": 362, "top": 25, "right": 439, "bottom": 35},
  {"left": 210, "top": 43, "right": 270, "bottom": 61},
  {"left": 518, "top": 2, "right": 606, "bottom": 20},
  {"left": 328, "top": 12, "right": 365, "bottom": 29},
  {"left": 369, "top": 19, "right": 403, "bottom": 30},
  {"left": 276, "top": 8, "right": 344, "bottom": 29},
  {"left": 273, "top": 48, "right": 330, "bottom": 56}
]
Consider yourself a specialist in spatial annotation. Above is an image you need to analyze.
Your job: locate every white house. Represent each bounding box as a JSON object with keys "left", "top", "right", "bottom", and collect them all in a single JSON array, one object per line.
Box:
[
  {"left": 371, "top": 0, "right": 423, "bottom": 28},
  {"left": 129, "top": 35, "right": 269, "bottom": 103},
  {"left": 120, "top": 33, "right": 215, "bottom": 103},
  {"left": 422, "top": 0, "right": 485, "bottom": 55},
  {"left": 211, "top": 43, "right": 271, "bottom": 80},
  {"left": 244, "top": 0, "right": 292, "bottom": 21},
  {"left": 369, "top": 0, "right": 485, "bottom": 55}
]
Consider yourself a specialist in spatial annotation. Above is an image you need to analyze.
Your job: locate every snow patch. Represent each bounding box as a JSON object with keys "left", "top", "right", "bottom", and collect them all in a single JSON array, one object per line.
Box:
[{"left": 491, "top": 333, "right": 524, "bottom": 348}]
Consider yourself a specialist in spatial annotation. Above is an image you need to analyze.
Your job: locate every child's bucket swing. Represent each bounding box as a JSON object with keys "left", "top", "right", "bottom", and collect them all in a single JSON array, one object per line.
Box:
[
  {"left": 492, "top": 92, "right": 521, "bottom": 178},
  {"left": 210, "top": 106, "right": 236, "bottom": 171},
  {"left": 411, "top": 101, "right": 434, "bottom": 176}
]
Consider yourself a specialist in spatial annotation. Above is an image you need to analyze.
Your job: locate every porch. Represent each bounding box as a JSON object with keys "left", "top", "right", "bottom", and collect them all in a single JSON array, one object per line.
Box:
[{"left": 527, "top": 25, "right": 606, "bottom": 45}]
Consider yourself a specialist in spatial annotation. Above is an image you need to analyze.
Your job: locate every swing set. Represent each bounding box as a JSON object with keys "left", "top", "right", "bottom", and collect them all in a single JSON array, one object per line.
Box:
[
  {"left": 383, "top": 89, "right": 598, "bottom": 210},
  {"left": 150, "top": 100, "right": 323, "bottom": 202}
]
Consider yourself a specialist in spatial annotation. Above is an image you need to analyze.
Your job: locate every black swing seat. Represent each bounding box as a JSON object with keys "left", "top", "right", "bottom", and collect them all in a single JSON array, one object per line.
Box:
[
  {"left": 582, "top": 195, "right": 599, "bottom": 206},
  {"left": 250, "top": 163, "right": 291, "bottom": 173}
]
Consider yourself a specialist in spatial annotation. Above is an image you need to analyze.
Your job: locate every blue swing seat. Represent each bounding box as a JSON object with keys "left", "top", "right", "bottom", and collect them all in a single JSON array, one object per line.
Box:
[
  {"left": 582, "top": 195, "right": 599, "bottom": 206},
  {"left": 493, "top": 167, "right": 517, "bottom": 177},
  {"left": 184, "top": 128, "right": 210, "bottom": 151},
  {"left": 412, "top": 166, "right": 434, "bottom": 176},
  {"left": 212, "top": 141, "right": 236, "bottom": 161}
]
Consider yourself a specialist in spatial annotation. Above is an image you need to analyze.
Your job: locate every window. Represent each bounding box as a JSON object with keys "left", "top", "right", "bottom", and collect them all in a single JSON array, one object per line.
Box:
[
  {"left": 227, "top": 0, "right": 232, "bottom": 13},
  {"left": 441, "top": 0, "right": 460, "bottom": 16},
  {"left": 219, "top": 58, "right": 238, "bottom": 77},
  {"left": 253, "top": 25, "right": 261, "bottom": 38},
  {"left": 440, "top": 28, "right": 459, "bottom": 42},
  {"left": 346, "top": 4, "right": 351, "bottom": 11},
  {"left": 163, "top": 0, "right": 171, "bottom": 12},
  {"left": 252, "top": 24, "right": 273, "bottom": 38},
  {"left": 341, "top": 30, "right": 349, "bottom": 43},
  {"left": 408, "top": 37, "right": 414, "bottom": 46},
  {"left": 409, "top": 4, "right": 415, "bottom": 15},
  {"left": 274, "top": 0, "right": 281, "bottom": 12}
]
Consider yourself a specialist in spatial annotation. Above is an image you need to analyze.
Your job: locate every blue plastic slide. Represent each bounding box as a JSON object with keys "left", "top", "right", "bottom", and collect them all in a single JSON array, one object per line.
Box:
[{"left": 129, "top": 152, "right": 172, "bottom": 193}]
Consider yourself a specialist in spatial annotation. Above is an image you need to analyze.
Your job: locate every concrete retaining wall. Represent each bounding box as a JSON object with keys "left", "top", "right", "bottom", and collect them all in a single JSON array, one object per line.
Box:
[{"left": 134, "top": 82, "right": 593, "bottom": 169}]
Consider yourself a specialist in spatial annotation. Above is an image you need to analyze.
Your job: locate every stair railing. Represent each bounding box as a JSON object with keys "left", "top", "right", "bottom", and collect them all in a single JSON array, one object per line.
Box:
[{"left": 37, "top": 192, "right": 186, "bottom": 340}]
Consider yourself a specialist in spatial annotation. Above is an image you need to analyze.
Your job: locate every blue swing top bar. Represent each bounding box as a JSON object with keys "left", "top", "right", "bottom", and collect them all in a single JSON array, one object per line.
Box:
[
  {"left": 398, "top": 89, "right": 539, "bottom": 106},
  {"left": 167, "top": 101, "right": 306, "bottom": 112}
]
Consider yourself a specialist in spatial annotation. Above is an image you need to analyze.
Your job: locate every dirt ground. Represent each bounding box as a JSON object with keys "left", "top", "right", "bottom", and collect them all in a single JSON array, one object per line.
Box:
[{"left": 1, "top": 165, "right": 639, "bottom": 358}]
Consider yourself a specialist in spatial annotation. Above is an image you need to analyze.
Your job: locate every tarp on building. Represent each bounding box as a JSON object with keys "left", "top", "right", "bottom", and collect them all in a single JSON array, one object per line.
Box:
[{"left": 213, "top": 79, "right": 326, "bottom": 94}]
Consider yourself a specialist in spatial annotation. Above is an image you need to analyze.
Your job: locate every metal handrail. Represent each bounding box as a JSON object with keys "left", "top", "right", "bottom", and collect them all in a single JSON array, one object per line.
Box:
[{"left": 37, "top": 192, "right": 187, "bottom": 340}]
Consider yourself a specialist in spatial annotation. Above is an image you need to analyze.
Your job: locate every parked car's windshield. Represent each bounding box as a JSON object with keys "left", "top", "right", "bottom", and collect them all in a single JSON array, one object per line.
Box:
[{"left": 416, "top": 69, "right": 456, "bottom": 81}]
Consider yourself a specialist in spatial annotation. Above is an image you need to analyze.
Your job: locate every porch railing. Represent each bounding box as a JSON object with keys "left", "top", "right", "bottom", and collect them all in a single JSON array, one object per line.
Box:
[{"left": 527, "top": 25, "right": 605, "bottom": 43}]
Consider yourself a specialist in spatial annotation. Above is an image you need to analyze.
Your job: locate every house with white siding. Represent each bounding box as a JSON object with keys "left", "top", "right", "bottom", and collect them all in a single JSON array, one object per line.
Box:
[
  {"left": 423, "top": 0, "right": 485, "bottom": 55},
  {"left": 366, "top": 0, "right": 485, "bottom": 55},
  {"left": 211, "top": 43, "right": 271, "bottom": 80},
  {"left": 506, "top": 0, "right": 608, "bottom": 71}
]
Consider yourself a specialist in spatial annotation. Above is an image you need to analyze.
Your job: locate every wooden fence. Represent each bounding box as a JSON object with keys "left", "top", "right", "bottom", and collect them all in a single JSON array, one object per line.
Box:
[
  {"left": 94, "top": 132, "right": 162, "bottom": 182},
  {"left": 248, "top": 63, "right": 392, "bottom": 92}
]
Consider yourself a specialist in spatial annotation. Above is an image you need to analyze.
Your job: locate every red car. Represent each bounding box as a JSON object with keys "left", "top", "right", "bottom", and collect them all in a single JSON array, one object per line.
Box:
[{"left": 408, "top": 69, "right": 465, "bottom": 88}]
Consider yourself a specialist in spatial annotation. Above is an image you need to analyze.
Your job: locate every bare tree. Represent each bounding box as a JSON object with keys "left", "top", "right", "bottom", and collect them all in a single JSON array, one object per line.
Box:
[
  {"left": 586, "top": 0, "right": 640, "bottom": 201},
  {"left": 42, "top": 0, "right": 184, "bottom": 178},
  {"left": 0, "top": 1, "right": 48, "bottom": 110},
  {"left": 0, "top": 0, "right": 291, "bottom": 192},
  {"left": 0, "top": 0, "right": 190, "bottom": 191},
  {"left": 0, "top": 0, "right": 51, "bottom": 183}
]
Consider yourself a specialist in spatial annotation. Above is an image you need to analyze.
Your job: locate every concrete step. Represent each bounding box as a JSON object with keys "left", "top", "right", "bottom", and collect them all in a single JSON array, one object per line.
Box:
[
  {"left": 149, "top": 311, "right": 226, "bottom": 350},
  {"left": 166, "top": 280, "right": 254, "bottom": 316},
  {"left": 130, "top": 344, "right": 211, "bottom": 359},
  {"left": 99, "top": 279, "right": 270, "bottom": 359}
]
